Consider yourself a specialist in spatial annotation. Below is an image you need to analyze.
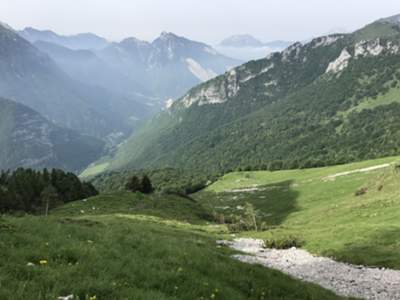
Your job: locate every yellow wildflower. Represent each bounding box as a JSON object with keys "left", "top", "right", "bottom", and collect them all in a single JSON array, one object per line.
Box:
[
  {"left": 39, "top": 260, "right": 48, "bottom": 265},
  {"left": 89, "top": 296, "right": 96, "bottom": 300}
]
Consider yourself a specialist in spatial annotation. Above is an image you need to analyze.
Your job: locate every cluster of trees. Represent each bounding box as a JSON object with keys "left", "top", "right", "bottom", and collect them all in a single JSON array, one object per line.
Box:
[
  {"left": 125, "top": 175, "right": 154, "bottom": 194},
  {"left": 0, "top": 168, "right": 98, "bottom": 214},
  {"left": 92, "top": 168, "right": 212, "bottom": 195}
]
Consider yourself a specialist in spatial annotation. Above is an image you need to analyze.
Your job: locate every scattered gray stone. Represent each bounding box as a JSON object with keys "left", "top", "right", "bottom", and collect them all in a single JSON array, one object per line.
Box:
[
  {"left": 224, "top": 238, "right": 400, "bottom": 300},
  {"left": 58, "top": 295, "right": 74, "bottom": 300}
]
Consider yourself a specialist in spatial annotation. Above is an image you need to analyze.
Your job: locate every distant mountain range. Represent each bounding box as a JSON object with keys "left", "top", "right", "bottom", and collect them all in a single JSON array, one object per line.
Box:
[
  {"left": 0, "top": 23, "right": 241, "bottom": 171},
  {"left": 219, "top": 34, "right": 293, "bottom": 49},
  {"left": 0, "top": 23, "right": 151, "bottom": 140},
  {"left": 19, "top": 27, "right": 241, "bottom": 100},
  {"left": 216, "top": 34, "right": 293, "bottom": 61},
  {"left": 98, "top": 32, "right": 241, "bottom": 99},
  {"left": 220, "top": 34, "right": 265, "bottom": 48},
  {"left": 19, "top": 27, "right": 109, "bottom": 50},
  {"left": 84, "top": 13, "right": 400, "bottom": 177}
]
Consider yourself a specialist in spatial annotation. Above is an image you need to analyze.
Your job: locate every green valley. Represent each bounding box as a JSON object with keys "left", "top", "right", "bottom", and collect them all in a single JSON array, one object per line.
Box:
[{"left": 4, "top": 6, "right": 400, "bottom": 300}]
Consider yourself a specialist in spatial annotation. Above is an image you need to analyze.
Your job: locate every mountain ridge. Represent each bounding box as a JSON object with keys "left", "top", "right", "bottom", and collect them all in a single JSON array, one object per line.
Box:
[
  {"left": 97, "top": 31, "right": 242, "bottom": 99},
  {"left": 0, "top": 22, "right": 152, "bottom": 141},
  {"left": 19, "top": 27, "right": 109, "bottom": 50},
  {"left": 83, "top": 14, "right": 400, "bottom": 177}
]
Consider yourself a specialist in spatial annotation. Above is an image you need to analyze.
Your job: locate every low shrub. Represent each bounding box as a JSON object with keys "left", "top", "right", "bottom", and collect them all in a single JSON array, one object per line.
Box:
[
  {"left": 264, "top": 236, "right": 304, "bottom": 249},
  {"left": 355, "top": 187, "right": 368, "bottom": 196}
]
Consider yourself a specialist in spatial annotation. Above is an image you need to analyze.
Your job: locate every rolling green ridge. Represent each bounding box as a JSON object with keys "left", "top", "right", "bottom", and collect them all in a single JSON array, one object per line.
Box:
[{"left": 83, "top": 15, "right": 400, "bottom": 177}]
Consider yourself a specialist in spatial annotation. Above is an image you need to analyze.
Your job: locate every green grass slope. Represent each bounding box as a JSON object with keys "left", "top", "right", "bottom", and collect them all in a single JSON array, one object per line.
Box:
[
  {"left": 197, "top": 156, "right": 400, "bottom": 268},
  {"left": 0, "top": 192, "right": 346, "bottom": 299}
]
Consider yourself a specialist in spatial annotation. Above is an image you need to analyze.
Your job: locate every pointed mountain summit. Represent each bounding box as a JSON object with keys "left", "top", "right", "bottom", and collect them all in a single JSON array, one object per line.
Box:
[
  {"left": 220, "top": 34, "right": 265, "bottom": 48},
  {"left": 98, "top": 31, "right": 241, "bottom": 99}
]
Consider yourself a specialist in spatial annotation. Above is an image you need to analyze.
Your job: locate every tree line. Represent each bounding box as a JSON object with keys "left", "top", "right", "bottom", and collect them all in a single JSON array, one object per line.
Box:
[
  {"left": 0, "top": 168, "right": 98, "bottom": 214},
  {"left": 92, "top": 168, "right": 211, "bottom": 195}
]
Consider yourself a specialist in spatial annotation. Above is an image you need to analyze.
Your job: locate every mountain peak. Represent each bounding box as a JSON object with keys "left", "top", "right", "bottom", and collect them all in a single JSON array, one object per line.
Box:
[
  {"left": 160, "top": 31, "right": 176, "bottom": 38},
  {"left": 220, "top": 34, "right": 264, "bottom": 48},
  {"left": 0, "top": 21, "right": 14, "bottom": 32},
  {"left": 120, "top": 37, "right": 150, "bottom": 47},
  {"left": 157, "top": 31, "right": 181, "bottom": 42}
]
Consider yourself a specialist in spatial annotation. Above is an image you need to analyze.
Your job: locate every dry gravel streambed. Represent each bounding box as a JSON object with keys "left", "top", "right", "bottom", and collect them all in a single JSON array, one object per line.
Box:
[{"left": 220, "top": 238, "right": 400, "bottom": 300}]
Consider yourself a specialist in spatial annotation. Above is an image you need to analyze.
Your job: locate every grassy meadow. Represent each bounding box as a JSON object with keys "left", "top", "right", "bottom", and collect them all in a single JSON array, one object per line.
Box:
[
  {"left": 197, "top": 156, "right": 400, "bottom": 268},
  {"left": 0, "top": 192, "right": 347, "bottom": 299}
]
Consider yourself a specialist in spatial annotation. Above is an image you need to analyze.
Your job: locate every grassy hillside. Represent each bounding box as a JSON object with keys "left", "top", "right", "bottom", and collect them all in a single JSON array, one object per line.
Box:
[
  {"left": 0, "top": 192, "right": 346, "bottom": 299},
  {"left": 197, "top": 155, "right": 400, "bottom": 268}
]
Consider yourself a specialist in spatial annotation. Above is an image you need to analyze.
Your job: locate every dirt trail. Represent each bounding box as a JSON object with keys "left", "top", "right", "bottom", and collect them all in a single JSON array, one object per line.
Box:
[
  {"left": 322, "top": 163, "right": 391, "bottom": 181},
  {"left": 221, "top": 238, "right": 400, "bottom": 300}
]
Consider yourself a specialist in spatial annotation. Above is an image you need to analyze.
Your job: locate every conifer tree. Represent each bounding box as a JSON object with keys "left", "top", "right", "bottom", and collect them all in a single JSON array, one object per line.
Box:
[
  {"left": 126, "top": 176, "right": 141, "bottom": 192},
  {"left": 141, "top": 175, "right": 154, "bottom": 194}
]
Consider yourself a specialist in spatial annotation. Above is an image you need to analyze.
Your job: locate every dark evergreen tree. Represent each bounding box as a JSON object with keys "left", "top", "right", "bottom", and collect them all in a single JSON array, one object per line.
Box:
[
  {"left": 141, "top": 175, "right": 154, "bottom": 194},
  {"left": 125, "top": 176, "right": 141, "bottom": 192},
  {"left": 0, "top": 168, "right": 98, "bottom": 214}
]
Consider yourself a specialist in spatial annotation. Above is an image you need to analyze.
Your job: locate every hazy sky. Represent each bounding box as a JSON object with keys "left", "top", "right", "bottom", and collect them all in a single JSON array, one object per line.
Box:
[{"left": 2, "top": 0, "right": 400, "bottom": 44}]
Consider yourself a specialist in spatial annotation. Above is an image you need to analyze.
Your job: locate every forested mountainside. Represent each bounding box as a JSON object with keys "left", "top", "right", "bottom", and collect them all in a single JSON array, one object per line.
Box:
[
  {"left": 85, "top": 14, "right": 400, "bottom": 176},
  {"left": 0, "top": 98, "right": 103, "bottom": 171}
]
